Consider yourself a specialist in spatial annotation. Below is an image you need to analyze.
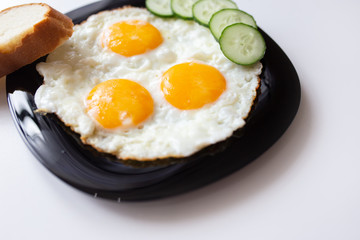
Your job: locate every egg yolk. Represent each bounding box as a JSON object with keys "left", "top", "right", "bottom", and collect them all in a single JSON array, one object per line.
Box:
[
  {"left": 161, "top": 62, "right": 226, "bottom": 110},
  {"left": 102, "top": 20, "right": 163, "bottom": 57},
  {"left": 86, "top": 79, "right": 154, "bottom": 129}
]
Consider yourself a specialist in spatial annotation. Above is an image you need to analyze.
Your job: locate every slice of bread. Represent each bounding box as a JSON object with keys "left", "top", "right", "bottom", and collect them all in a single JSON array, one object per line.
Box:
[{"left": 0, "top": 3, "right": 74, "bottom": 77}]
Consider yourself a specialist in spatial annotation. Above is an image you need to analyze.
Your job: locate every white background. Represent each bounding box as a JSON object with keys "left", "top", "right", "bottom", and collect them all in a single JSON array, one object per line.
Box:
[{"left": 1, "top": 0, "right": 360, "bottom": 239}]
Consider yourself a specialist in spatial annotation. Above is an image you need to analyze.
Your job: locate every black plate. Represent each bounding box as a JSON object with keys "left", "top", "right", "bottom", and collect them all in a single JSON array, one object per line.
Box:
[{"left": 6, "top": 0, "right": 301, "bottom": 201}]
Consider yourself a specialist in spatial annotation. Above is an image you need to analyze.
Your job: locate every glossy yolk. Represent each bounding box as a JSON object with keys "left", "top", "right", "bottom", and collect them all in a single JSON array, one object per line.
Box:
[
  {"left": 86, "top": 79, "right": 154, "bottom": 129},
  {"left": 161, "top": 62, "right": 226, "bottom": 110},
  {"left": 102, "top": 20, "right": 163, "bottom": 57}
]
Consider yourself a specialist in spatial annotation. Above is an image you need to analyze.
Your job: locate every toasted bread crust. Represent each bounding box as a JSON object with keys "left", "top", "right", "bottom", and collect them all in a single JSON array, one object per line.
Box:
[{"left": 0, "top": 3, "right": 73, "bottom": 77}]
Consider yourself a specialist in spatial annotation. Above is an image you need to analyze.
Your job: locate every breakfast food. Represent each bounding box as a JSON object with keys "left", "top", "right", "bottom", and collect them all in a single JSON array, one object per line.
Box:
[
  {"left": 147, "top": 0, "right": 266, "bottom": 65},
  {"left": 34, "top": 6, "right": 262, "bottom": 161},
  {"left": 192, "top": 0, "right": 238, "bottom": 26},
  {"left": 0, "top": 3, "right": 73, "bottom": 77},
  {"left": 146, "top": 0, "right": 173, "bottom": 17},
  {"left": 171, "top": 0, "right": 199, "bottom": 19},
  {"left": 209, "top": 9, "right": 257, "bottom": 40},
  {"left": 220, "top": 23, "right": 266, "bottom": 65}
]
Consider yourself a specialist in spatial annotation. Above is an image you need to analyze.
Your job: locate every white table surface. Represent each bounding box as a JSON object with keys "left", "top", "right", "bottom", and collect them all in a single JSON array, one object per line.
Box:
[{"left": 1, "top": 0, "right": 360, "bottom": 239}]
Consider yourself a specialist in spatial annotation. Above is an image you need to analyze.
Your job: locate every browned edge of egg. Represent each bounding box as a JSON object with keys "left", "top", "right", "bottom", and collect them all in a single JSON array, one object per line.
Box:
[
  {"left": 36, "top": 76, "right": 261, "bottom": 168},
  {"left": 34, "top": 5, "right": 263, "bottom": 168}
]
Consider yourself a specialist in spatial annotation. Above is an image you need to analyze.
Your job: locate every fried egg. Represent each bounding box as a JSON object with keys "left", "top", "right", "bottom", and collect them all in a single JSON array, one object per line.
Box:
[{"left": 34, "top": 7, "right": 262, "bottom": 161}]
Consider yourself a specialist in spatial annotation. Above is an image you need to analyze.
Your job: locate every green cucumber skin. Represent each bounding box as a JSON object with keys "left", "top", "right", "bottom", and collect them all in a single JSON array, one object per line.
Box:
[
  {"left": 209, "top": 8, "right": 257, "bottom": 41},
  {"left": 171, "top": 11, "right": 193, "bottom": 20},
  {"left": 171, "top": 0, "right": 199, "bottom": 20},
  {"left": 192, "top": 1, "right": 210, "bottom": 27},
  {"left": 146, "top": 0, "right": 266, "bottom": 65},
  {"left": 192, "top": 0, "right": 238, "bottom": 26},
  {"left": 219, "top": 23, "right": 266, "bottom": 66},
  {"left": 146, "top": 0, "right": 174, "bottom": 18},
  {"left": 147, "top": 9, "right": 174, "bottom": 18}
]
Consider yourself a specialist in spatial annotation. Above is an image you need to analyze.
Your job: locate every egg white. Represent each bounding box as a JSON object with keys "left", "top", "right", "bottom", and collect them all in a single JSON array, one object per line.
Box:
[{"left": 34, "top": 7, "right": 262, "bottom": 161}]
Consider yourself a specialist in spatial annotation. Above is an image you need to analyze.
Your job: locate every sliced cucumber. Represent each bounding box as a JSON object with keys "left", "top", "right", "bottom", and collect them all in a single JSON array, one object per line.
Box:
[
  {"left": 146, "top": 0, "right": 173, "bottom": 17},
  {"left": 171, "top": 0, "right": 199, "bottom": 19},
  {"left": 210, "top": 9, "right": 257, "bottom": 40},
  {"left": 192, "top": 0, "right": 238, "bottom": 26},
  {"left": 219, "top": 23, "right": 266, "bottom": 65}
]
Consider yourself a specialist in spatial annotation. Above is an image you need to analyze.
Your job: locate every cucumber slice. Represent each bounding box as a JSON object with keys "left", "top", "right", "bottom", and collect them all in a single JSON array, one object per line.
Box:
[
  {"left": 171, "top": 0, "right": 199, "bottom": 19},
  {"left": 210, "top": 9, "right": 257, "bottom": 40},
  {"left": 146, "top": 0, "right": 173, "bottom": 17},
  {"left": 219, "top": 23, "right": 266, "bottom": 65},
  {"left": 192, "top": 0, "right": 238, "bottom": 26}
]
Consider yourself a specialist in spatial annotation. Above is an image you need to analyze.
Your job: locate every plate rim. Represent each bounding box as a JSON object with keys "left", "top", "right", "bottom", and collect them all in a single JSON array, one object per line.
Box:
[{"left": 6, "top": 0, "right": 301, "bottom": 201}]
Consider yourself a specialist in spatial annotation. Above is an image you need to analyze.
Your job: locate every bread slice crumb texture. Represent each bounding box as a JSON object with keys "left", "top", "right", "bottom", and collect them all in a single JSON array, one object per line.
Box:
[{"left": 0, "top": 3, "right": 73, "bottom": 77}]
